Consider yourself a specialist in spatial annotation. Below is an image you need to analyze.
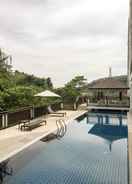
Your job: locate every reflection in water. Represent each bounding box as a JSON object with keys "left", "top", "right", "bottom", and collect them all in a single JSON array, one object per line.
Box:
[
  {"left": 86, "top": 113, "right": 127, "bottom": 152},
  {"left": 0, "top": 112, "right": 128, "bottom": 184},
  {"left": 88, "top": 124, "right": 127, "bottom": 152},
  {"left": 86, "top": 112, "right": 127, "bottom": 126},
  {"left": 0, "top": 160, "right": 13, "bottom": 184}
]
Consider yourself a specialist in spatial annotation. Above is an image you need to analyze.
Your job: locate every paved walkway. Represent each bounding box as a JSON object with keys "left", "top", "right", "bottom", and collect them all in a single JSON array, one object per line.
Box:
[
  {"left": 127, "top": 112, "right": 132, "bottom": 184},
  {"left": 0, "top": 110, "right": 86, "bottom": 163}
]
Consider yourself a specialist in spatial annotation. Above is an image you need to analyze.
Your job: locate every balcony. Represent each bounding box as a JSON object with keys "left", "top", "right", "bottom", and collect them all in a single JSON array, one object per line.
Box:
[{"left": 88, "top": 97, "right": 130, "bottom": 108}]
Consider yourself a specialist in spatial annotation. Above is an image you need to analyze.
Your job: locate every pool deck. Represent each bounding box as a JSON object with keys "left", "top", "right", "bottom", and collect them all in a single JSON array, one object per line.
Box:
[
  {"left": 127, "top": 111, "right": 132, "bottom": 184},
  {"left": 0, "top": 110, "right": 86, "bottom": 163}
]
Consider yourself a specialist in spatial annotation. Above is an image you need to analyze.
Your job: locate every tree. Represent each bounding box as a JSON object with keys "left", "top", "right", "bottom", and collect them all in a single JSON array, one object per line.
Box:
[
  {"left": 13, "top": 71, "right": 52, "bottom": 90},
  {"left": 46, "top": 77, "right": 53, "bottom": 89},
  {"left": 0, "top": 49, "right": 12, "bottom": 72},
  {"left": 55, "top": 75, "right": 87, "bottom": 103},
  {"left": 2, "top": 86, "right": 39, "bottom": 110},
  {"left": 66, "top": 75, "right": 87, "bottom": 89}
]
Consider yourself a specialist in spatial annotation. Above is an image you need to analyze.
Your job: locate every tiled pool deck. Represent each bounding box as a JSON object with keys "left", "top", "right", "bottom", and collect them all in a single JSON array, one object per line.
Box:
[{"left": 0, "top": 110, "right": 86, "bottom": 164}]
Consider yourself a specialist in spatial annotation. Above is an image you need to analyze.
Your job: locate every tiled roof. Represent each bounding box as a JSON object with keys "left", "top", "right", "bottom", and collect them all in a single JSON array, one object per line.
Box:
[{"left": 88, "top": 76, "right": 128, "bottom": 89}]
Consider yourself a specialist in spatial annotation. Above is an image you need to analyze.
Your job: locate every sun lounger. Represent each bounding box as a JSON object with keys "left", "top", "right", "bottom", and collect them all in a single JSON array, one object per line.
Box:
[
  {"left": 20, "top": 118, "right": 47, "bottom": 131},
  {"left": 47, "top": 106, "right": 66, "bottom": 117}
]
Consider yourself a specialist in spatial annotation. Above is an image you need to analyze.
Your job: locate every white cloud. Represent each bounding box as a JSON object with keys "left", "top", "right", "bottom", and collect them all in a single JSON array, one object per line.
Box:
[{"left": 0, "top": 0, "right": 129, "bottom": 86}]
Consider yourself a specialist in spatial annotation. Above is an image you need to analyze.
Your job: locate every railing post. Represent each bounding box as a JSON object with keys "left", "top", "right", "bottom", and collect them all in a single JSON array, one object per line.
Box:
[
  {"left": 60, "top": 103, "right": 64, "bottom": 110},
  {"left": 105, "top": 115, "right": 109, "bottom": 124},
  {"left": 101, "top": 116, "right": 103, "bottom": 125},
  {"left": 97, "top": 115, "right": 100, "bottom": 124},
  {"left": 30, "top": 107, "right": 35, "bottom": 119},
  {"left": 2, "top": 114, "right": 5, "bottom": 128},
  {"left": 118, "top": 116, "right": 122, "bottom": 126},
  {"left": 5, "top": 113, "right": 8, "bottom": 127},
  {"left": 74, "top": 103, "right": 77, "bottom": 110}
]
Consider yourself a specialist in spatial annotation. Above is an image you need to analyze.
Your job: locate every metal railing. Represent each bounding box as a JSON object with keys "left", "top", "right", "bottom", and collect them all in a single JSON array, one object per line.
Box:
[
  {"left": 0, "top": 100, "right": 81, "bottom": 130},
  {"left": 56, "top": 119, "right": 67, "bottom": 139},
  {"left": 88, "top": 97, "right": 130, "bottom": 107},
  {"left": 0, "top": 103, "right": 62, "bottom": 130},
  {"left": 40, "top": 119, "right": 67, "bottom": 142}
]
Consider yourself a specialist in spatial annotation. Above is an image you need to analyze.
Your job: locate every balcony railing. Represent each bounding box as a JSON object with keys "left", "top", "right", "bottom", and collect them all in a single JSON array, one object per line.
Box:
[{"left": 88, "top": 97, "right": 130, "bottom": 108}]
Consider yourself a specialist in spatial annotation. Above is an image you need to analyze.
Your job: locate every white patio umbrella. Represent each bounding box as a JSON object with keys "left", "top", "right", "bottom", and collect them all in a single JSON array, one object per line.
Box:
[{"left": 34, "top": 90, "right": 61, "bottom": 98}]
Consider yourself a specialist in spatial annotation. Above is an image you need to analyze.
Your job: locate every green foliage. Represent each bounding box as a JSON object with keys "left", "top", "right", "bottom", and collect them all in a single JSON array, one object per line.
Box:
[
  {"left": 55, "top": 75, "right": 87, "bottom": 103},
  {"left": 0, "top": 86, "right": 34, "bottom": 110},
  {"left": 13, "top": 71, "right": 53, "bottom": 89},
  {"left": 0, "top": 49, "right": 86, "bottom": 110},
  {"left": 46, "top": 77, "right": 53, "bottom": 89},
  {"left": 0, "top": 49, "right": 12, "bottom": 73},
  {"left": 66, "top": 75, "right": 87, "bottom": 89},
  {"left": 0, "top": 49, "right": 54, "bottom": 111},
  {"left": 3, "top": 86, "right": 34, "bottom": 109}
]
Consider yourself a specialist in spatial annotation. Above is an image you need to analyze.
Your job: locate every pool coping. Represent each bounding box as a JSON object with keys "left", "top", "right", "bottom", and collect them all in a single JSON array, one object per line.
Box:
[{"left": 0, "top": 111, "right": 87, "bottom": 164}]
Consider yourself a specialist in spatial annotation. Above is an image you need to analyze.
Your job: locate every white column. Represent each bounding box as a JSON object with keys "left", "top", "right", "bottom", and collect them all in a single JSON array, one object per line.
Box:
[
  {"left": 74, "top": 103, "right": 77, "bottom": 110},
  {"left": 60, "top": 103, "right": 64, "bottom": 110},
  {"left": 2, "top": 114, "right": 5, "bottom": 128},
  {"left": 30, "top": 107, "right": 35, "bottom": 119},
  {"left": 5, "top": 113, "right": 8, "bottom": 127}
]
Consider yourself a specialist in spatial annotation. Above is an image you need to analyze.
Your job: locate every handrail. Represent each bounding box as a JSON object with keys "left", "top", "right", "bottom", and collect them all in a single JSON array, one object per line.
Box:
[
  {"left": 56, "top": 119, "right": 67, "bottom": 139},
  {"left": 56, "top": 120, "right": 62, "bottom": 137},
  {"left": 59, "top": 119, "right": 67, "bottom": 138}
]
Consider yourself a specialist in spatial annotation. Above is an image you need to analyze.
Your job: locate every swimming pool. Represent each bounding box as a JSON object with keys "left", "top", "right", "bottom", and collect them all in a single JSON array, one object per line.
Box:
[{"left": 1, "top": 112, "right": 128, "bottom": 184}]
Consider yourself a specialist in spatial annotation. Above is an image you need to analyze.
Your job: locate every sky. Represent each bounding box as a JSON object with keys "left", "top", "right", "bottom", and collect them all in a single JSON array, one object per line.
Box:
[{"left": 0, "top": 0, "right": 129, "bottom": 87}]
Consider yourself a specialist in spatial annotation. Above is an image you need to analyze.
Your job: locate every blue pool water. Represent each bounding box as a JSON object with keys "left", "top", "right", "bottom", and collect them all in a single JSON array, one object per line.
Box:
[{"left": 1, "top": 112, "right": 128, "bottom": 184}]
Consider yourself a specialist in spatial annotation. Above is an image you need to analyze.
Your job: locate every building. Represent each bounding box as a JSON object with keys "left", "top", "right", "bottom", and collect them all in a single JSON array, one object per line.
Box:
[{"left": 87, "top": 75, "right": 129, "bottom": 107}]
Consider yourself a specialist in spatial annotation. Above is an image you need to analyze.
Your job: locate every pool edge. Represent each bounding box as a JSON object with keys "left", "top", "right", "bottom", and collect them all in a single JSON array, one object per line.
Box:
[{"left": 0, "top": 111, "right": 87, "bottom": 164}]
